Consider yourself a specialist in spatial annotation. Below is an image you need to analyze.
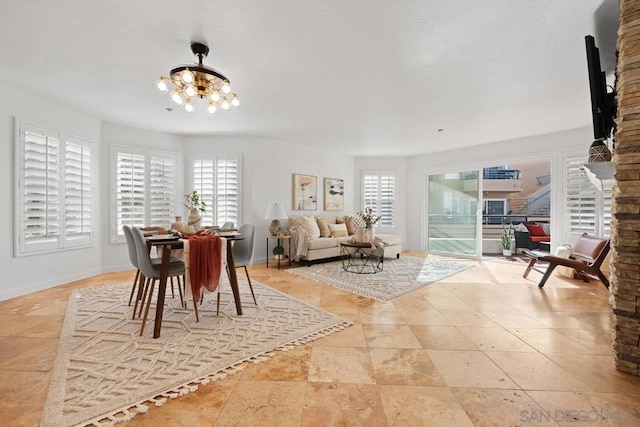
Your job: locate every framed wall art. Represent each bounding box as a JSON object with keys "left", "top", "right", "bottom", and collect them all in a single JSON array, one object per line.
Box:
[
  {"left": 292, "top": 173, "right": 317, "bottom": 210},
  {"left": 323, "top": 177, "right": 344, "bottom": 211}
]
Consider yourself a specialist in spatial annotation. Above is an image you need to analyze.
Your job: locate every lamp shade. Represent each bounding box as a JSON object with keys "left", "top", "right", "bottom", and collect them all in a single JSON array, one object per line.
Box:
[{"left": 264, "top": 203, "right": 288, "bottom": 220}]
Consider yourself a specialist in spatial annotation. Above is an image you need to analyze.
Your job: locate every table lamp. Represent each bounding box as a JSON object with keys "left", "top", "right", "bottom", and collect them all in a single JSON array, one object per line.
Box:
[{"left": 264, "top": 203, "right": 288, "bottom": 235}]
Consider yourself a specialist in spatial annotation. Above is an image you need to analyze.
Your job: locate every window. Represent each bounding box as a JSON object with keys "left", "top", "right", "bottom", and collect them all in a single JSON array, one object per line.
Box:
[
  {"left": 565, "top": 155, "right": 611, "bottom": 237},
  {"left": 14, "top": 119, "right": 94, "bottom": 256},
  {"left": 362, "top": 171, "right": 395, "bottom": 227},
  {"left": 112, "top": 146, "right": 177, "bottom": 242},
  {"left": 192, "top": 155, "right": 241, "bottom": 227}
]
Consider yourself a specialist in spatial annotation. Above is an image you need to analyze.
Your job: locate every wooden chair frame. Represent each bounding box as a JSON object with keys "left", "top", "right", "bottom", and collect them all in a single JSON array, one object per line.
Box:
[{"left": 522, "top": 234, "right": 610, "bottom": 289}]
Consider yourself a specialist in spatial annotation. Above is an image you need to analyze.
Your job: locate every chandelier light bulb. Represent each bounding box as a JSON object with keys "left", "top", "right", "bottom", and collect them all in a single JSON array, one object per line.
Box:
[
  {"left": 184, "top": 85, "right": 197, "bottom": 98},
  {"left": 170, "top": 91, "right": 184, "bottom": 106},
  {"left": 184, "top": 101, "right": 194, "bottom": 113},
  {"left": 181, "top": 69, "right": 195, "bottom": 84},
  {"left": 221, "top": 82, "right": 231, "bottom": 94},
  {"left": 231, "top": 94, "right": 240, "bottom": 107},
  {"left": 155, "top": 78, "right": 168, "bottom": 92},
  {"left": 207, "top": 103, "right": 217, "bottom": 114},
  {"left": 221, "top": 99, "right": 230, "bottom": 110},
  {"left": 208, "top": 91, "right": 220, "bottom": 103}
]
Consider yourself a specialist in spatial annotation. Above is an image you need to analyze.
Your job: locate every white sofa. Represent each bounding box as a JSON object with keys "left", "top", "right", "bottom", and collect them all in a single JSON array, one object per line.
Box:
[{"left": 285, "top": 215, "right": 402, "bottom": 264}]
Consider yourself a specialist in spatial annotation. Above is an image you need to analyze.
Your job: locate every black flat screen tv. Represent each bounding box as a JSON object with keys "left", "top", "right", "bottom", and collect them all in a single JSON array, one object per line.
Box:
[{"left": 585, "top": 35, "right": 616, "bottom": 141}]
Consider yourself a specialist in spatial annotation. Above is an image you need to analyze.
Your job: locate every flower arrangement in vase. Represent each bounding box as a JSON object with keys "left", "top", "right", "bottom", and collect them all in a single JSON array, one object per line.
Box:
[
  {"left": 355, "top": 208, "right": 381, "bottom": 242},
  {"left": 183, "top": 190, "right": 206, "bottom": 233}
]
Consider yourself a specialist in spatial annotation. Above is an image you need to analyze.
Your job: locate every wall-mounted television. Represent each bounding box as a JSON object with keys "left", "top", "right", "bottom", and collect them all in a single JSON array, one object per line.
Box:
[{"left": 585, "top": 35, "right": 616, "bottom": 141}]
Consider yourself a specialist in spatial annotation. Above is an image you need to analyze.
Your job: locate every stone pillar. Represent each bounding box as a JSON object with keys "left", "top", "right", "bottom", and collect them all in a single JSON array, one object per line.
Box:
[{"left": 611, "top": 0, "right": 640, "bottom": 376}]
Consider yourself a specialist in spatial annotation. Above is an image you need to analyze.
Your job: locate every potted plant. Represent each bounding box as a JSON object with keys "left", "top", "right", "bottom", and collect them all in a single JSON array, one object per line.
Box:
[
  {"left": 183, "top": 190, "right": 206, "bottom": 232},
  {"left": 501, "top": 224, "right": 514, "bottom": 256},
  {"left": 273, "top": 245, "right": 285, "bottom": 260},
  {"left": 355, "top": 208, "right": 382, "bottom": 242}
]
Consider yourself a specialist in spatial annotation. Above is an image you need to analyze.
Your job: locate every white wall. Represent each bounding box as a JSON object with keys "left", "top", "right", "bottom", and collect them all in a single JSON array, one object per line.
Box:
[
  {"left": 183, "top": 135, "right": 355, "bottom": 263},
  {"left": 405, "top": 127, "right": 592, "bottom": 253},
  {"left": 353, "top": 157, "right": 408, "bottom": 246},
  {"left": 0, "top": 83, "right": 102, "bottom": 300},
  {"left": 100, "top": 122, "right": 185, "bottom": 272}
]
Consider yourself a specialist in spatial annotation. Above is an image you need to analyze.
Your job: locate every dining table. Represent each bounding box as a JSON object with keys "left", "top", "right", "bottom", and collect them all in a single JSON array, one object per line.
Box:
[{"left": 146, "top": 233, "right": 244, "bottom": 339}]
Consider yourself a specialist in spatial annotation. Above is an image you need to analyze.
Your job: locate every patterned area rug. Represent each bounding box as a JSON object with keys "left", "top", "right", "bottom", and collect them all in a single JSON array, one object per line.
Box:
[
  {"left": 41, "top": 280, "right": 350, "bottom": 427},
  {"left": 288, "top": 256, "right": 474, "bottom": 301}
]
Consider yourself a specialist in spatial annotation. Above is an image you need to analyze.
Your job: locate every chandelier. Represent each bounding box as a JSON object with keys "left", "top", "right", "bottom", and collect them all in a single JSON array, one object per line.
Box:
[{"left": 155, "top": 42, "right": 239, "bottom": 114}]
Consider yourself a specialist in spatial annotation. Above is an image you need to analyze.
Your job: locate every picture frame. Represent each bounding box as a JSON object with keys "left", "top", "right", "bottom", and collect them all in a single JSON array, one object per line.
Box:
[
  {"left": 292, "top": 173, "right": 317, "bottom": 210},
  {"left": 323, "top": 177, "right": 344, "bottom": 211}
]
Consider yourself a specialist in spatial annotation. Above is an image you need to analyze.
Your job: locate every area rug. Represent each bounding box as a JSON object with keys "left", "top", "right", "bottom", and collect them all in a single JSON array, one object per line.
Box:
[
  {"left": 288, "top": 256, "right": 474, "bottom": 301},
  {"left": 41, "top": 280, "right": 350, "bottom": 427}
]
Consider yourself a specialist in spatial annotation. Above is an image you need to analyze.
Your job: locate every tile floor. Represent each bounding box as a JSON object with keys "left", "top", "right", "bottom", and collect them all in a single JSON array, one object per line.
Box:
[{"left": 1, "top": 252, "right": 640, "bottom": 426}]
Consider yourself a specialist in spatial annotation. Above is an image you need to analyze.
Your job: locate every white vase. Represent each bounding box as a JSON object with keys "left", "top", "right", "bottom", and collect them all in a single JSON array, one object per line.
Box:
[
  {"left": 502, "top": 249, "right": 512, "bottom": 256},
  {"left": 355, "top": 228, "right": 374, "bottom": 242},
  {"left": 170, "top": 216, "right": 185, "bottom": 232},
  {"left": 187, "top": 209, "right": 201, "bottom": 231}
]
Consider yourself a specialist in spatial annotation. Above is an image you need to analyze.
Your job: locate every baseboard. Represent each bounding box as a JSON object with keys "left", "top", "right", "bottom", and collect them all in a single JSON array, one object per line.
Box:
[
  {"left": 101, "top": 264, "right": 133, "bottom": 274},
  {"left": 0, "top": 267, "right": 103, "bottom": 301}
]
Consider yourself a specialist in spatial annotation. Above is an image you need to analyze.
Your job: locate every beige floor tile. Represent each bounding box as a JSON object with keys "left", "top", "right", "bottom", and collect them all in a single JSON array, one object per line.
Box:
[
  {"left": 308, "top": 346, "right": 375, "bottom": 384},
  {"left": 0, "top": 313, "right": 64, "bottom": 337},
  {"left": 0, "top": 370, "right": 51, "bottom": 427},
  {"left": 452, "top": 388, "right": 560, "bottom": 427},
  {"left": 424, "top": 296, "right": 474, "bottom": 310},
  {"left": 300, "top": 382, "right": 386, "bottom": 427},
  {"left": 128, "top": 376, "right": 238, "bottom": 426},
  {"left": 554, "top": 329, "right": 613, "bottom": 355},
  {"left": 0, "top": 336, "right": 59, "bottom": 371},
  {"left": 378, "top": 384, "right": 474, "bottom": 426},
  {"left": 362, "top": 324, "right": 422, "bottom": 348},
  {"left": 438, "top": 309, "right": 500, "bottom": 327},
  {"left": 526, "top": 390, "right": 640, "bottom": 426},
  {"left": 544, "top": 353, "right": 640, "bottom": 394},
  {"left": 457, "top": 326, "right": 536, "bottom": 352},
  {"left": 358, "top": 304, "right": 407, "bottom": 325},
  {"left": 409, "top": 325, "right": 478, "bottom": 350},
  {"left": 313, "top": 324, "right": 367, "bottom": 347},
  {"left": 369, "top": 348, "right": 447, "bottom": 386},
  {"left": 213, "top": 380, "right": 305, "bottom": 426},
  {"left": 458, "top": 296, "right": 517, "bottom": 311},
  {"left": 507, "top": 328, "right": 595, "bottom": 354},
  {"left": 391, "top": 293, "right": 435, "bottom": 310},
  {"left": 396, "top": 307, "right": 452, "bottom": 325},
  {"left": 241, "top": 343, "right": 312, "bottom": 381},
  {"left": 486, "top": 351, "right": 594, "bottom": 392},
  {"left": 320, "top": 306, "right": 361, "bottom": 323},
  {"left": 426, "top": 350, "right": 518, "bottom": 389},
  {"left": 482, "top": 310, "right": 549, "bottom": 328}
]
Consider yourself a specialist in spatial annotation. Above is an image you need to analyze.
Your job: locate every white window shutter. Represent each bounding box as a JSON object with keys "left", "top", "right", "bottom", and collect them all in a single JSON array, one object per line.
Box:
[
  {"left": 64, "top": 139, "right": 92, "bottom": 247},
  {"left": 115, "top": 152, "right": 146, "bottom": 239},
  {"left": 22, "top": 128, "right": 61, "bottom": 252},
  {"left": 193, "top": 160, "right": 215, "bottom": 226},
  {"left": 361, "top": 172, "right": 395, "bottom": 227},
  {"left": 216, "top": 157, "right": 239, "bottom": 226},
  {"left": 565, "top": 155, "right": 611, "bottom": 237},
  {"left": 149, "top": 155, "right": 176, "bottom": 227}
]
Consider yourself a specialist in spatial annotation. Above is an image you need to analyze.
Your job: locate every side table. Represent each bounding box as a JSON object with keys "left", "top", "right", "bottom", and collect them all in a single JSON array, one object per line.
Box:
[{"left": 266, "top": 235, "right": 291, "bottom": 269}]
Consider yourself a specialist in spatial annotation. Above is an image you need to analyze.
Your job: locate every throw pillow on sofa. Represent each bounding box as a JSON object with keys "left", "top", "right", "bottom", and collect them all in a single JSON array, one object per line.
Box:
[
  {"left": 299, "top": 216, "right": 321, "bottom": 239},
  {"left": 316, "top": 217, "right": 331, "bottom": 237},
  {"left": 524, "top": 223, "right": 546, "bottom": 237},
  {"left": 328, "top": 223, "right": 348, "bottom": 237}
]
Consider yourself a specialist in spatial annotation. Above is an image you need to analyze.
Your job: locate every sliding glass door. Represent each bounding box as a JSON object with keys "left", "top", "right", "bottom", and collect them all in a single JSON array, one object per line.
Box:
[{"left": 427, "top": 170, "right": 480, "bottom": 256}]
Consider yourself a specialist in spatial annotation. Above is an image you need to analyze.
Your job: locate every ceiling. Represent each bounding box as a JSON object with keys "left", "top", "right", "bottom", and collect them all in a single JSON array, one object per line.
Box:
[{"left": 0, "top": 0, "right": 616, "bottom": 156}]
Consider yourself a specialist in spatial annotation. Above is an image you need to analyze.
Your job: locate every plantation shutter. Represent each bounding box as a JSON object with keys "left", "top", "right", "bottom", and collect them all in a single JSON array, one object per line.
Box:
[
  {"left": 149, "top": 155, "right": 176, "bottom": 227},
  {"left": 193, "top": 160, "right": 215, "bottom": 226},
  {"left": 64, "top": 139, "right": 92, "bottom": 246},
  {"left": 22, "top": 126, "right": 60, "bottom": 252},
  {"left": 115, "top": 152, "right": 146, "bottom": 239},
  {"left": 216, "top": 157, "right": 239, "bottom": 226},
  {"left": 15, "top": 119, "right": 94, "bottom": 256},
  {"left": 565, "top": 156, "right": 596, "bottom": 235},
  {"left": 362, "top": 171, "right": 395, "bottom": 227},
  {"left": 601, "top": 190, "right": 612, "bottom": 238}
]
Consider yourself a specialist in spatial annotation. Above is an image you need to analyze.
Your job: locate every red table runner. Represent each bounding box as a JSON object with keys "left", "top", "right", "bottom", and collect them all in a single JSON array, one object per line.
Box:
[{"left": 183, "top": 233, "right": 223, "bottom": 300}]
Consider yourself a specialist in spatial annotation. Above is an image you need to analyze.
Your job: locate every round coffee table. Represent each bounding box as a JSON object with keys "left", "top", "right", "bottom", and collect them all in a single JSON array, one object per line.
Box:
[{"left": 340, "top": 241, "right": 385, "bottom": 274}]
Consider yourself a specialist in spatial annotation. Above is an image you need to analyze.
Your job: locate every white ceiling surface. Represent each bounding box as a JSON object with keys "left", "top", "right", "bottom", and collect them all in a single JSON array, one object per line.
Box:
[{"left": 0, "top": 1, "right": 610, "bottom": 156}]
